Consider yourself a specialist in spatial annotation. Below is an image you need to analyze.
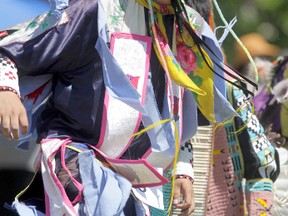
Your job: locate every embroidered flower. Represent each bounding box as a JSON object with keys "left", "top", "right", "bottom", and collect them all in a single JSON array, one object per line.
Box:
[{"left": 176, "top": 42, "right": 197, "bottom": 74}]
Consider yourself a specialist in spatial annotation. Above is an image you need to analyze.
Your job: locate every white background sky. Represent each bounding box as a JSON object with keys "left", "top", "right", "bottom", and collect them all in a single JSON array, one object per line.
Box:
[{"left": 0, "top": 0, "right": 49, "bottom": 30}]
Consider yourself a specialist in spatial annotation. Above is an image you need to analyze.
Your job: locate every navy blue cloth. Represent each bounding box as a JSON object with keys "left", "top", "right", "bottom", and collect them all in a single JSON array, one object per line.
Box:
[{"left": 0, "top": 0, "right": 104, "bottom": 145}]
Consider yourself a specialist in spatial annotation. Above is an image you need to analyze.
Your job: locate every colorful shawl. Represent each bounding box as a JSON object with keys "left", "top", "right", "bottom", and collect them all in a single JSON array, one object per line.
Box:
[{"left": 136, "top": 0, "right": 245, "bottom": 123}]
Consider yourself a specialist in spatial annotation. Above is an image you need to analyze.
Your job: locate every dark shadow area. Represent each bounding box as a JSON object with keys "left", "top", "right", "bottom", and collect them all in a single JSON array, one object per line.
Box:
[{"left": 0, "top": 170, "right": 44, "bottom": 216}]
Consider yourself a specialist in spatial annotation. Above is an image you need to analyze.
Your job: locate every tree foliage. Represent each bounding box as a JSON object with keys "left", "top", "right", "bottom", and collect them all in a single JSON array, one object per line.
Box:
[{"left": 214, "top": 0, "right": 288, "bottom": 64}]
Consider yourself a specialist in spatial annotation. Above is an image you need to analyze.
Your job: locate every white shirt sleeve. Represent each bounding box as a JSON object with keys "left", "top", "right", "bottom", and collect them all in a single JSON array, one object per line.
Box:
[
  {"left": 0, "top": 54, "right": 20, "bottom": 96},
  {"left": 175, "top": 140, "right": 194, "bottom": 180}
]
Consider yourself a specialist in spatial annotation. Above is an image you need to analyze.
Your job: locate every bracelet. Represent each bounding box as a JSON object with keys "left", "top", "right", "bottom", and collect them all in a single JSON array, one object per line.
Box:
[
  {"left": 175, "top": 174, "right": 194, "bottom": 184},
  {"left": 0, "top": 86, "right": 20, "bottom": 97}
]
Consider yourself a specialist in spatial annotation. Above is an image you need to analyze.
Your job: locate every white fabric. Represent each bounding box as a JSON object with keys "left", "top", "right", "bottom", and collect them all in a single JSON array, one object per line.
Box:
[
  {"left": 39, "top": 139, "right": 78, "bottom": 216},
  {"left": 133, "top": 186, "right": 164, "bottom": 210},
  {"left": 103, "top": 0, "right": 194, "bottom": 178},
  {"left": 122, "top": 0, "right": 146, "bottom": 35},
  {"left": 175, "top": 141, "right": 194, "bottom": 179},
  {"left": 98, "top": 33, "right": 150, "bottom": 158},
  {"left": 270, "top": 78, "right": 288, "bottom": 105},
  {"left": 12, "top": 200, "right": 45, "bottom": 216},
  {"left": 175, "top": 161, "right": 194, "bottom": 179},
  {"left": 273, "top": 147, "right": 288, "bottom": 216},
  {"left": 0, "top": 57, "right": 20, "bottom": 95}
]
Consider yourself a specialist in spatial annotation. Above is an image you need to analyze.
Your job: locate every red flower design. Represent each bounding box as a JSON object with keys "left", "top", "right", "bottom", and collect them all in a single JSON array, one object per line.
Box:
[{"left": 176, "top": 42, "right": 197, "bottom": 74}]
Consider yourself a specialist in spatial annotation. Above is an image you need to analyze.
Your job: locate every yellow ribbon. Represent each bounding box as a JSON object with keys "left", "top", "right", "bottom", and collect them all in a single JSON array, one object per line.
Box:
[
  {"left": 137, "top": 0, "right": 219, "bottom": 122},
  {"left": 137, "top": 0, "right": 206, "bottom": 96}
]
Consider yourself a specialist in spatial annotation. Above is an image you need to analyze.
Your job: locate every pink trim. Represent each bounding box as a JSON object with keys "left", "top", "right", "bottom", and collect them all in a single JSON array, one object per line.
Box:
[
  {"left": 141, "top": 148, "right": 152, "bottom": 159},
  {"left": 41, "top": 138, "right": 61, "bottom": 144},
  {"left": 178, "top": 88, "right": 184, "bottom": 148},
  {"left": 44, "top": 191, "right": 50, "bottom": 216},
  {"left": 0, "top": 86, "right": 19, "bottom": 97},
  {"left": 43, "top": 139, "right": 77, "bottom": 215},
  {"left": 95, "top": 92, "right": 109, "bottom": 148},
  {"left": 164, "top": 159, "right": 174, "bottom": 172},
  {"left": 110, "top": 33, "right": 152, "bottom": 53},
  {"left": 89, "top": 145, "right": 169, "bottom": 188},
  {"left": 97, "top": 32, "right": 152, "bottom": 158},
  {"left": 175, "top": 174, "right": 194, "bottom": 184},
  {"left": 112, "top": 33, "right": 152, "bottom": 158},
  {"left": 60, "top": 144, "right": 84, "bottom": 204},
  {"left": 224, "top": 64, "right": 241, "bottom": 81}
]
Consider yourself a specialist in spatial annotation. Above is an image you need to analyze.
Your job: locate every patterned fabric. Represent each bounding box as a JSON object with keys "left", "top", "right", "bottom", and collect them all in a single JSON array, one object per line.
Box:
[
  {"left": 0, "top": 1, "right": 198, "bottom": 214},
  {"left": 246, "top": 191, "right": 274, "bottom": 216},
  {"left": 206, "top": 82, "right": 279, "bottom": 216},
  {"left": 175, "top": 140, "right": 194, "bottom": 179},
  {"left": 136, "top": 0, "right": 236, "bottom": 123},
  {"left": 99, "top": 0, "right": 191, "bottom": 181},
  {"left": 103, "top": 0, "right": 195, "bottom": 180},
  {"left": 137, "top": 0, "right": 205, "bottom": 95},
  {"left": 0, "top": 86, "right": 19, "bottom": 97},
  {"left": 0, "top": 11, "right": 69, "bottom": 47},
  {"left": 47, "top": 0, "right": 69, "bottom": 18},
  {"left": 106, "top": 0, "right": 127, "bottom": 34},
  {"left": 226, "top": 82, "right": 278, "bottom": 215},
  {"left": 207, "top": 126, "right": 244, "bottom": 216},
  {"left": 0, "top": 55, "right": 19, "bottom": 96},
  {"left": 224, "top": 121, "right": 245, "bottom": 190},
  {"left": 230, "top": 84, "right": 279, "bottom": 182}
]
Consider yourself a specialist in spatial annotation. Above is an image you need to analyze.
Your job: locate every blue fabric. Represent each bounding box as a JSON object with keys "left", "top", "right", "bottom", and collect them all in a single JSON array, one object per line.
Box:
[
  {"left": 95, "top": 2, "right": 145, "bottom": 114},
  {"left": 142, "top": 78, "right": 174, "bottom": 153},
  {"left": 17, "top": 93, "right": 50, "bottom": 150},
  {"left": 12, "top": 200, "right": 45, "bottom": 216},
  {"left": 96, "top": 4, "right": 179, "bottom": 157},
  {"left": 181, "top": 90, "right": 198, "bottom": 142},
  {"left": 16, "top": 139, "right": 31, "bottom": 151},
  {"left": 214, "top": 85, "right": 237, "bottom": 122},
  {"left": 201, "top": 22, "right": 237, "bottom": 122},
  {"left": 135, "top": 201, "right": 147, "bottom": 216},
  {"left": 48, "top": 0, "right": 69, "bottom": 18},
  {"left": 16, "top": 75, "right": 52, "bottom": 150},
  {"left": 3, "top": 0, "right": 106, "bottom": 146},
  {"left": 78, "top": 150, "right": 132, "bottom": 216},
  {"left": 201, "top": 21, "right": 226, "bottom": 96}
]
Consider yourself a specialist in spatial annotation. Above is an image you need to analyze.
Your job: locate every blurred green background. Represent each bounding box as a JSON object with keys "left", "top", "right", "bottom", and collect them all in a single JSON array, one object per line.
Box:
[{"left": 214, "top": 0, "right": 288, "bottom": 65}]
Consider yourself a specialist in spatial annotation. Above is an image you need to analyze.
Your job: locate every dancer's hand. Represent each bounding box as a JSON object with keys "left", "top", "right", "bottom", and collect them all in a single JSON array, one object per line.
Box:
[
  {"left": 173, "top": 178, "right": 195, "bottom": 216},
  {"left": 0, "top": 91, "right": 28, "bottom": 141}
]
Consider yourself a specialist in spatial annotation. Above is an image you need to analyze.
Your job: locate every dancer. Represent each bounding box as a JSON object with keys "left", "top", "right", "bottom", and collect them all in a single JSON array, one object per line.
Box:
[{"left": 0, "top": 0, "right": 249, "bottom": 215}]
